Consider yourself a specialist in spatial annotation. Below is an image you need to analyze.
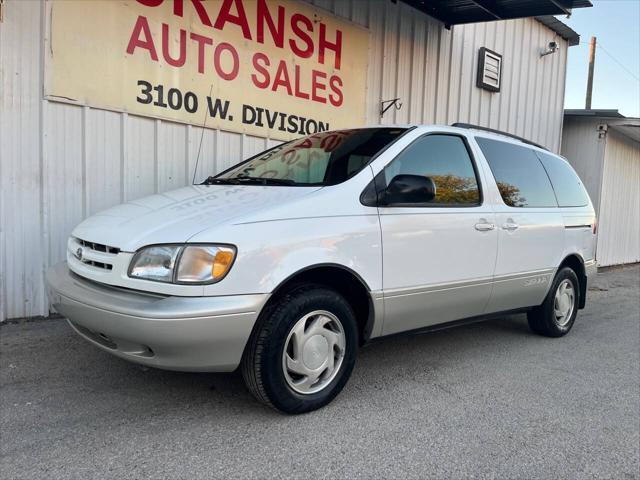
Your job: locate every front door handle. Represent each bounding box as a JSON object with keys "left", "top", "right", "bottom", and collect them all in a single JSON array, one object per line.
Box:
[
  {"left": 502, "top": 222, "right": 519, "bottom": 231},
  {"left": 475, "top": 222, "right": 495, "bottom": 231}
]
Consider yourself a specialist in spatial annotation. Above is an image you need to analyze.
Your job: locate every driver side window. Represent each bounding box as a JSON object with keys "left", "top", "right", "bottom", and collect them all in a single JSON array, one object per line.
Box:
[{"left": 384, "top": 134, "right": 481, "bottom": 206}]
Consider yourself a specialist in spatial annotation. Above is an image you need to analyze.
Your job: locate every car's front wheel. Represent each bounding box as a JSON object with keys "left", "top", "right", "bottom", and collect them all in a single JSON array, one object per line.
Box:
[{"left": 241, "top": 285, "right": 358, "bottom": 414}]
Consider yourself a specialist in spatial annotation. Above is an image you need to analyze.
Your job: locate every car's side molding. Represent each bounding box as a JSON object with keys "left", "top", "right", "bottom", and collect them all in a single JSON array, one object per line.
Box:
[{"left": 367, "top": 306, "right": 533, "bottom": 344}]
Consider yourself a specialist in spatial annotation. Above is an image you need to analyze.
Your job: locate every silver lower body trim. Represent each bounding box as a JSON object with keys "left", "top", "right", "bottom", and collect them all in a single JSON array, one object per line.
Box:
[{"left": 381, "top": 269, "right": 556, "bottom": 335}]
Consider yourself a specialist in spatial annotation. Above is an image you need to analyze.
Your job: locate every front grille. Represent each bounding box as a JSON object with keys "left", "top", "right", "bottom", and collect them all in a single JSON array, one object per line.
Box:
[
  {"left": 76, "top": 238, "right": 120, "bottom": 255},
  {"left": 79, "top": 260, "right": 113, "bottom": 270},
  {"left": 71, "top": 237, "right": 120, "bottom": 271}
]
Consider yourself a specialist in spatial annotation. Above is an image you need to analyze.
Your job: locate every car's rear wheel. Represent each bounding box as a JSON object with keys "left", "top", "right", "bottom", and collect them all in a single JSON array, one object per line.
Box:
[
  {"left": 528, "top": 267, "right": 580, "bottom": 337},
  {"left": 241, "top": 285, "right": 358, "bottom": 414}
]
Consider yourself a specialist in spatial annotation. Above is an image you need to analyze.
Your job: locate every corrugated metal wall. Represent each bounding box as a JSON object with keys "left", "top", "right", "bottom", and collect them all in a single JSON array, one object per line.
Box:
[
  {"left": 560, "top": 117, "right": 607, "bottom": 215},
  {"left": 561, "top": 117, "right": 640, "bottom": 267},
  {"left": 0, "top": 0, "right": 570, "bottom": 320},
  {"left": 0, "top": 0, "right": 46, "bottom": 321},
  {"left": 597, "top": 130, "right": 640, "bottom": 266}
]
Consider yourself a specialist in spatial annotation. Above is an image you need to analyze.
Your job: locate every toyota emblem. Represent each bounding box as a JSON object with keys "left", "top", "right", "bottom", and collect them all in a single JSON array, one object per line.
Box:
[{"left": 76, "top": 247, "right": 83, "bottom": 260}]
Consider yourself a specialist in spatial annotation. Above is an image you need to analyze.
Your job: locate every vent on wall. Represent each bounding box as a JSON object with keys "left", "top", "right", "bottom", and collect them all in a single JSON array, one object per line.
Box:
[{"left": 477, "top": 47, "right": 502, "bottom": 92}]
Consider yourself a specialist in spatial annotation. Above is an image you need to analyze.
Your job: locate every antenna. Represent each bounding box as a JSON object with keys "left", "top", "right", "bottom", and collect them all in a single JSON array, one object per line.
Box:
[{"left": 192, "top": 84, "right": 214, "bottom": 185}]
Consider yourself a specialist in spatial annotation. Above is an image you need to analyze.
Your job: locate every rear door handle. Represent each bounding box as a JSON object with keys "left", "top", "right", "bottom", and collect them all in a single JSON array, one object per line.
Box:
[
  {"left": 502, "top": 222, "right": 519, "bottom": 231},
  {"left": 475, "top": 222, "right": 495, "bottom": 231}
]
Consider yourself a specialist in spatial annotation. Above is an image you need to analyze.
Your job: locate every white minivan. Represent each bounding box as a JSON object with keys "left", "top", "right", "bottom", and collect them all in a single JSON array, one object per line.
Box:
[{"left": 47, "top": 124, "right": 597, "bottom": 413}]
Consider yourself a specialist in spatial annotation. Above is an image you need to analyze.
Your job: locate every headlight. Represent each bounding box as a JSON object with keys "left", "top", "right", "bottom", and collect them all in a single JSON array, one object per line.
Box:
[
  {"left": 128, "top": 245, "right": 181, "bottom": 283},
  {"left": 128, "top": 244, "right": 236, "bottom": 284}
]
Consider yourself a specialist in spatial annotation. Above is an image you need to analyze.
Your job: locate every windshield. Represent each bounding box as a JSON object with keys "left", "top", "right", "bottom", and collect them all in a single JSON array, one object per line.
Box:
[{"left": 212, "top": 128, "right": 407, "bottom": 186}]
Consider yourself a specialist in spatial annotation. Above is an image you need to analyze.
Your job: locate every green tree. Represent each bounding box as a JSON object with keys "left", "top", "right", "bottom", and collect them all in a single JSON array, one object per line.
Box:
[{"left": 429, "top": 175, "right": 480, "bottom": 204}]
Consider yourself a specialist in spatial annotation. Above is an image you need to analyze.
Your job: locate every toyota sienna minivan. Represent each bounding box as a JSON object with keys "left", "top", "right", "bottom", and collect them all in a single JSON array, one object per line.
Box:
[{"left": 47, "top": 124, "right": 597, "bottom": 413}]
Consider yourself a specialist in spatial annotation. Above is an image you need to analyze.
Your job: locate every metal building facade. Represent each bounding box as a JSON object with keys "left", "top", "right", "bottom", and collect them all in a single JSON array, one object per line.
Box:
[
  {"left": 1, "top": 0, "right": 572, "bottom": 321},
  {"left": 561, "top": 112, "right": 640, "bottom": 267}
]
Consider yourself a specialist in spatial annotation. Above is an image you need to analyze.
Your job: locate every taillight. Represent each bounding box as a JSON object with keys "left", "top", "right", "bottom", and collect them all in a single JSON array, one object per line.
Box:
[{"left": 592, "top": 219, "right": 597, "bottom": 235}]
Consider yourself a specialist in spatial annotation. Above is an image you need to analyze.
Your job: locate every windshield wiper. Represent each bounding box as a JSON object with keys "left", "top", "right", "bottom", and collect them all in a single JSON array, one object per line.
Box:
[
  {"left": 231, "top": 177, "right": 297, "bottom": 186},
  {"left": 201, "top": 176, "right": 296, "bottom": 186},
  {"left": 201, "top": 177, "right": 241, "bottom": 185}
]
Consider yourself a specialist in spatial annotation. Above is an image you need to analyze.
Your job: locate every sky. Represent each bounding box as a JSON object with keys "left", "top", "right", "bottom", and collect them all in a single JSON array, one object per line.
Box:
[{"left": 562, "top": 0, "right": 640, "bottom": 117}]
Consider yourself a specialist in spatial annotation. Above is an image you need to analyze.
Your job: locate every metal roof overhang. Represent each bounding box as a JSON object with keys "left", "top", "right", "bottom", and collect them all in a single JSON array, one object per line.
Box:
[
  {"left": 399, "top": 0, "right": 591, "bottom": 45},
  {"left": 610, "top": 123, "right": 640, "bottom": 144},
  {"left": 565, "top": 109, "right": 626, "bottom": 118},
  {"left": 565, "top": 110, "right": 640, "bottom": 143}
]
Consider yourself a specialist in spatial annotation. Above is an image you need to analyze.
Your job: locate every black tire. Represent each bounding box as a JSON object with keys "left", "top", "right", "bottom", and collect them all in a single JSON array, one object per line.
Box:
[
  {"left": 528, "top": 267, "right": 580, "bottom": 337},
  {"left": 241, "top": 285, "right": 358, "bottom": 414}
]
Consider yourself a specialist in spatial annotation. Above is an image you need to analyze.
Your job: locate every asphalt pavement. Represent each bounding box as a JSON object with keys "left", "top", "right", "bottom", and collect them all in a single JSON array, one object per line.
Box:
[{"left": 1, "top": 265, "right": 638, "bottom": 479}]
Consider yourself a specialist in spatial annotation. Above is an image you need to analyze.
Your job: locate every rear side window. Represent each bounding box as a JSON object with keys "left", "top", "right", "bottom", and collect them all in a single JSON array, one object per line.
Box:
[
  {"left": 384, "top": 134, "right": 481, "bottom": 205},
  {"left": 475, "top": 137, "right": 557, "bottom": 208},
  {"left": 536, "top": 152, "right": 590, "bottom": 207}
]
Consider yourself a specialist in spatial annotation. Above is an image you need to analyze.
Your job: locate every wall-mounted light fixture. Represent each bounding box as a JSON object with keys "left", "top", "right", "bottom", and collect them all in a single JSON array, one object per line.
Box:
[{"left": 540, "top": 41, "right": 559, "bottom": 57}]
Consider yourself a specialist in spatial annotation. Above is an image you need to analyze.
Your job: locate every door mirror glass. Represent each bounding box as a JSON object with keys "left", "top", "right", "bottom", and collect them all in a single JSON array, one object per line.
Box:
[{"left": 384, "top": 174, "right": 437, "bottom": 205}]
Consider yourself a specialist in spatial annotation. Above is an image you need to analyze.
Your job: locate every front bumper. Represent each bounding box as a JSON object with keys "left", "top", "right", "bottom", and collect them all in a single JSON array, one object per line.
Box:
[{"left": 46, "top": 262, "right": 269, "bottom": 372}]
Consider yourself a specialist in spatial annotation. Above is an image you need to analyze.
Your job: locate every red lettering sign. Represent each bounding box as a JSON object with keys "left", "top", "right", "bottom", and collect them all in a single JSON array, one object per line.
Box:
[{"left": 127, "top": 0, "right": 347, "bottom": 107}]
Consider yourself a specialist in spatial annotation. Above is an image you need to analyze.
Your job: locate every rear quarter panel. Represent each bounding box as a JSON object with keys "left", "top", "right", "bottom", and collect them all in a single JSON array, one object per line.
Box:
[{"left": 560, "top": 207, "right": 597, "bottom": 264}]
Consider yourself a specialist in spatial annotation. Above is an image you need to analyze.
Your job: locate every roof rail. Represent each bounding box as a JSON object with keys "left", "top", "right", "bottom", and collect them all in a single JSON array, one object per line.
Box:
[{"left": 451, "top": 123, "right": 549, "bottom": 151}]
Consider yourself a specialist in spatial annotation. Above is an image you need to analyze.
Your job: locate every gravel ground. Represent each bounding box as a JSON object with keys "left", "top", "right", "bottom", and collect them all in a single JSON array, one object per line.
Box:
[{"left": 1, "top": 264, "right": 638, "bottom": 479}]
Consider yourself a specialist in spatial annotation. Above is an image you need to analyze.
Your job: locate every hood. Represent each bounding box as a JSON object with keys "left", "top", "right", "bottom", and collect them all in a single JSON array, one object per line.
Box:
[{"left": 72, "top": 185, "right": 321, "bottom": 251}]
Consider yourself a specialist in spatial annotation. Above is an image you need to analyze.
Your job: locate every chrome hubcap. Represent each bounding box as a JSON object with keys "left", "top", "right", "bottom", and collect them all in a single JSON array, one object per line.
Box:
[
  {"left": 554, "top": 279, "right": 575, "bottom": 327},
  {"left": 282, "top": 310, "right": 346, "bottom": 395}
]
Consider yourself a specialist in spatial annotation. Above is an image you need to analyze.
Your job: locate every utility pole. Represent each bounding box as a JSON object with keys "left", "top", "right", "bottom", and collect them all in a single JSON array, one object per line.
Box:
[{"left": 585, "top": 36, "right": 596, "bottom": 109}]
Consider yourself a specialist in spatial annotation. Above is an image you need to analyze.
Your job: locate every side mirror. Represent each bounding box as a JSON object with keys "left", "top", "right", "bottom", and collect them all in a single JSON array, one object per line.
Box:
[{"left": 384, "top": 174, "right": 436, "bottom": 205}]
